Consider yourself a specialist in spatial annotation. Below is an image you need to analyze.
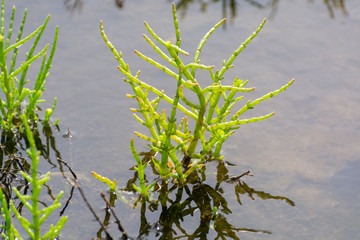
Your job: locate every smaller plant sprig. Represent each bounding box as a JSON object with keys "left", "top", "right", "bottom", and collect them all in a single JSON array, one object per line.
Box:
[
  {"left": 0, "top": 115, "right": 67, "bottom": 239},
  {"left": 91, "top": 171, "right": 117, "bottom": 193},
  {"left": 0, "top": 188, "right": 21, "bottom": 239},
  {"left": 0, "top": 0, "right": 59, "bottom": 132},
  {"left": 100, "top": 3, "right": 294, "bottom": 196},
  {"left": 129, "top": 138, "right": 157, "bottom": 198},
  {"left": 0, "top": 114, "right": 67, "bottom": 240}
]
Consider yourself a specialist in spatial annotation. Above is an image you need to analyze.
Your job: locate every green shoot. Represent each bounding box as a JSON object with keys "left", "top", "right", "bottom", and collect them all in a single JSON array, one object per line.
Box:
[
  {"left": 0, "top": 0, "right": 59, "bottom": 132},
  {"left": 0, "top": 114, "right": 67, "bottom": 239}
]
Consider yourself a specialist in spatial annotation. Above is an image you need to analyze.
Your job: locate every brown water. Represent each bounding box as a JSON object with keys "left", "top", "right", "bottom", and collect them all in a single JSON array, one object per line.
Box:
[{"left": 2, "top": 0, "right": 360, "bottom": 239}]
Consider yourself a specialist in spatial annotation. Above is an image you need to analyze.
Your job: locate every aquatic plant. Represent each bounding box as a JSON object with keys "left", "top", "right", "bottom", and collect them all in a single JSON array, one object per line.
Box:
[
  {"left": 0, "top": 0, "right": 59, "bottom": 132},
  {"left": 0, "top": 115, "right": 67, "bottom": 240},
  {"left": 99, "top": 3, "right": 294, "bottom": 196}
]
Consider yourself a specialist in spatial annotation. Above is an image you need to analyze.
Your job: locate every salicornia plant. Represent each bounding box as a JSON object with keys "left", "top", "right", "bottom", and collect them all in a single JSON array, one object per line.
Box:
[
  {"left": 0, "top": 0, "right": 59, "bottom": 132},
  {"left": 100, "top": 3, "right": 294, "bottom": 194},
  {"left": 0, "top": 115, "right": 67, "bottom": 240}
]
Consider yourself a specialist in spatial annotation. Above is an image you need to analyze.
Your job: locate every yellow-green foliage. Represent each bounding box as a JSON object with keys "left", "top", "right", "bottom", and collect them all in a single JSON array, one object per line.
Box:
[
  {"left": 0, "top": 0, "right": 58, "bottom": 132},
  {"left": 101, "top": 3, "right": 294, "bottom": 196}
]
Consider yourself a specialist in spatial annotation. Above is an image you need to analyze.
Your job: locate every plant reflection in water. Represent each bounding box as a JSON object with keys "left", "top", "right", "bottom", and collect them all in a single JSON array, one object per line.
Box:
[
  {"left": 0, "top": 124, "right": 76, "bottom": 219},
  {"left": 92, "top": 150, "right": 294, "bottom": 239},
  {"left": 174, "top": 0, "right": 348, "bottom": 21},
  {"left": 63, "top": 0, "right": 124, "bottom": 13},
  {"left": 62, "top": 0, "right": 349, "bottom": 21}
]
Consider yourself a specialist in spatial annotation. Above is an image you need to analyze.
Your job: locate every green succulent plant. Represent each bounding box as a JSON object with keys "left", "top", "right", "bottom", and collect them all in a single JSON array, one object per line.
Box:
[
  {"left": 99, "top": 3, "right": 294, "bottom": 196},
  {"left": 0, "top": 0, "right": 59, "bottom": 132}
]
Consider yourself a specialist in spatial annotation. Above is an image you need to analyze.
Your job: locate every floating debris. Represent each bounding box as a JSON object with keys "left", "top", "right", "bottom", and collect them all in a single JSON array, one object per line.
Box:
[{"left": 63, "top": 128, "right": 72, "bottom": 138}]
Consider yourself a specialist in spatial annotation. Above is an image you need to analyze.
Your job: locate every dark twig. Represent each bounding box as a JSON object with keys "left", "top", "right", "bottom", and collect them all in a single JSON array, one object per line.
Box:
[
  {"left": 57, "top": 158, "right": 77, "bottom": 179},
  {"left": 100, "top": 192, "right": 130, "bottom": 240},
  {"left": 68, "top": 179, "right": 113, "bottom": 240},
  {"left": 59, "top": 184, "right": 75, "bottom": 216},
  {"left": 55, "top": 158, "right": 77, "bottom": 215}
]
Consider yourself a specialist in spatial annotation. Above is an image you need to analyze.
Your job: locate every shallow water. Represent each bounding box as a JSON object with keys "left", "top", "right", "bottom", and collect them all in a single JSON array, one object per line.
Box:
[{"left": 2, "top": 0, "right": 360, "bottom": 239}]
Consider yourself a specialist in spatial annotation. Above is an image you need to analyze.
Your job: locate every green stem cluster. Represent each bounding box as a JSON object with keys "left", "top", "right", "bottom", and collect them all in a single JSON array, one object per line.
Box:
[
  {"left": 0, "top": 115, "right": 67, "bottom": 239},
  {"left": 0, "top": 0, "right": 58, "bottom": 132},
  {"left": 100, "top": 3, "right": 294, "bottom": 196}
]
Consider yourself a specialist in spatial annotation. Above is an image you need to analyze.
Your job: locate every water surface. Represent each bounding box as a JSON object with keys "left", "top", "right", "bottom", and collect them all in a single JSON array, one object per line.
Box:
[{"left": 2, "top": 0, "right": 360, "bottom": 239}]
